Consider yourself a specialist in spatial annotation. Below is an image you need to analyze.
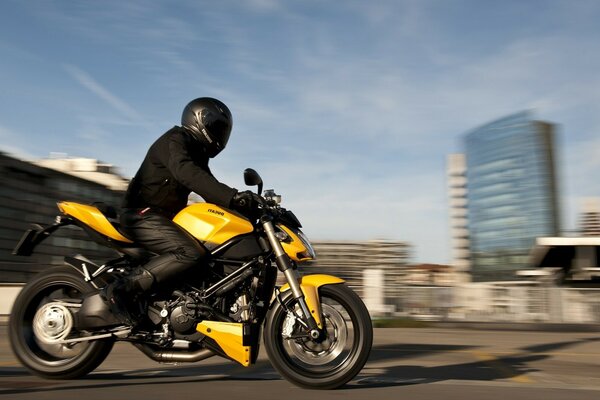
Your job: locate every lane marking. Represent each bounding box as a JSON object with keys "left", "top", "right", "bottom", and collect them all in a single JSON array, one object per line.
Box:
[
  {"left": 380, "top": 348, "right": 598, "bottom": 357},
  {"left": 471, "top": 350, "right": 534, "bottom": 384},
  {"left": 432, "top": 379, "right": 600, "bottom": 392}
]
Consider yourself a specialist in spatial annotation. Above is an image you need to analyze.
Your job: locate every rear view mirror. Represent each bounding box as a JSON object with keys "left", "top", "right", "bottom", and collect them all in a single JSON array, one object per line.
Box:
[{"left": 243, "top": 168, "right": 263, "bottom": 195}]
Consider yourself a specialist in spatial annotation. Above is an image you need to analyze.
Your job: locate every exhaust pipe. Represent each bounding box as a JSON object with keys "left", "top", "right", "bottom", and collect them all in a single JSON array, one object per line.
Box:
[{"left": 132, "top": 343, "right": 214, "bottom": 363}]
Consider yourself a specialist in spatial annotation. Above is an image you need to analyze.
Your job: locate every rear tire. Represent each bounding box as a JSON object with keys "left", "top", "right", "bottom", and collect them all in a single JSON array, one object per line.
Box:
[
  {"left": 264, "top": 284, "right": 372, "bottom": 389},
  {"left": 9, "top": 266, "right": 114, "bottom": 379}
]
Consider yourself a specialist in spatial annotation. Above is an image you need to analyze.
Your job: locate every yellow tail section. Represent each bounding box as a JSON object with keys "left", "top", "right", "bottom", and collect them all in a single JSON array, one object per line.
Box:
[{"left": 57, "top": 202, "right": 132, "bottom": 243}]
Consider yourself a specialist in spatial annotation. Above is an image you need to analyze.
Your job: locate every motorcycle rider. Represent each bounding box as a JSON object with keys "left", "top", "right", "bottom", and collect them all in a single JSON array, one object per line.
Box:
[{"left": 103, "top": 97, "right": 260, "bottom": 325}]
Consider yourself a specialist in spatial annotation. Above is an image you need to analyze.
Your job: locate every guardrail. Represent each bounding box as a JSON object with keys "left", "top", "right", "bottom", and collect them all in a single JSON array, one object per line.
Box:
[{"left": 384, "top": 285, "right": 600, "bottom": 324}]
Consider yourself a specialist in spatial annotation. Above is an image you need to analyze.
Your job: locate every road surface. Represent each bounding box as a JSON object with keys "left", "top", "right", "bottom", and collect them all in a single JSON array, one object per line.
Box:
[{"left": 1, "top": 327, "right": 599, "bottom": 399}]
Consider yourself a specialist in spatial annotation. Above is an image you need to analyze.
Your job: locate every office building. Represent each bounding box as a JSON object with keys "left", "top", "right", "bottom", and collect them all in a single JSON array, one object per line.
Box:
[
  {"left": 0, "top": 151, "right": 128, "bottom": 282},
  {"left": 464, "top": 111, "right": 560, "bottom": 281}
]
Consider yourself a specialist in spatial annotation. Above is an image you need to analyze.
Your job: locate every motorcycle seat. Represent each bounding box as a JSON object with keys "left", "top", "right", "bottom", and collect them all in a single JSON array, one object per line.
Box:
[
  {"left": 92, "top": 202, "right": 119, "bottom": 220},
  {"left": 91, "top": 202, "right": 135, "bottom": 241}
]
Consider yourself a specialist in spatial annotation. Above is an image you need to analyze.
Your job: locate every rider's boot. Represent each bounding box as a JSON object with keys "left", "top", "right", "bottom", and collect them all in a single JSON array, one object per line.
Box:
[{"left": 102, "top": 267, "right": 155, "bottom": 326}]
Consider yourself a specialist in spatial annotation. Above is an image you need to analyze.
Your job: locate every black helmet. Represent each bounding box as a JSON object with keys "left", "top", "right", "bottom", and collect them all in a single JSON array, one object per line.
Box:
[{"left": 181, "top": 97, "right": 233, "bottom": 158}]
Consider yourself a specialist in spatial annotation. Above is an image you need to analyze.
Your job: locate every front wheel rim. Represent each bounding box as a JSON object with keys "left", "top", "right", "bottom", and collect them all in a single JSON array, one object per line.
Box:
[{"left": 277, "top": 289, "right": 362, "bottom": 377}]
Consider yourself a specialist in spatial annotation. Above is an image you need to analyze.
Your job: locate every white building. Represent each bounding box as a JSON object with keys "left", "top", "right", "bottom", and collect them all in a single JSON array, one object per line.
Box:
[
  {"left": 579, "top": 197, "right": 600, "bottom": 237},
  {"left": 36, "top": 153, "right": 129, "bottom": 192},
  {"left": 446, "top": 153, "right": 470, "bottom": 282}
]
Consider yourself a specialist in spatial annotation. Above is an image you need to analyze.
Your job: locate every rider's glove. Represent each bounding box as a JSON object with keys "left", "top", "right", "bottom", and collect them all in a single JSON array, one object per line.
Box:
[{"left": 231, "top": 190, "right": 262, "bottom": 214}]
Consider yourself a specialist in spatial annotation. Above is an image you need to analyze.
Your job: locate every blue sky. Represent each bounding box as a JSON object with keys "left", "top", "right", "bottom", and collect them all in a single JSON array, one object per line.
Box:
[{"left": 1, "top": 0, "right": 600, "bottom": 264}]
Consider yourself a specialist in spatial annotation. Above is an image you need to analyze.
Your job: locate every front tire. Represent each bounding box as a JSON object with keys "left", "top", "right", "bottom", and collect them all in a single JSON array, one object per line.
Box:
[
  {"left": 9, "top": 266, "right": 114, "bottom": 379},
  {"left": 264, "top": 284, "right": 372, "bottom": 389}
]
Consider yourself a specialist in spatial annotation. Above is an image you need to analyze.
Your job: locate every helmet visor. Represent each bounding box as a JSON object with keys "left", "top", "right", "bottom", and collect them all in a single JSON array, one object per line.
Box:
[
  {"left": 193, "top": 110, "right": 232, "bottom": 157},
  {"left": 205, "top": 117, "right": 232, "bottom": 150}
]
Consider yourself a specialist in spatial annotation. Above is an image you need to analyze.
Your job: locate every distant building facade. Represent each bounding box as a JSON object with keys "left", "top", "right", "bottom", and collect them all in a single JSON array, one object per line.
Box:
[
  {"left": 464, "top": 111, "right": 560, "bottom": 281},
  {"left": 36, "top": 154, "right": 129, "bottom": 191},
  {"left": 404, "top": 264, "right": 456, "bottom": 286},
  {"left": 301, "top": 239, "right": 411, "bottom": 304},
  {"left": 579, "top": 198, "right": 600, "bottom": 237},
  {"left": 0, "top": 152, "right": 128, "bottom": 282},
  {"left": 447, "top": 153, "right": 470, "bottom": 282}
]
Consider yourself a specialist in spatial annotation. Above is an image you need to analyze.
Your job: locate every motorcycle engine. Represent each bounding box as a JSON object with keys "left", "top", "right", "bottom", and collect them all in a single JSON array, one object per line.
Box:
[
  {"left": 147, "top": 292, "right": 198, "bottom": 335},
  {"left": 169, "top": 301, "right": 196, "bottom": 334},
  {"left": 229, "top": 294, "right": 252, "bottom": 322},
  {"left": 146, "top": 291, "right": 254, "bottom": 338}
]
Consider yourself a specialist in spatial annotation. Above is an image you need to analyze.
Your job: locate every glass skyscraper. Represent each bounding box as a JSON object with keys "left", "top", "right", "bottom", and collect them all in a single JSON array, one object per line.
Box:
[{"left": 465, "top": 111, "right": 560, "bottom": 281}]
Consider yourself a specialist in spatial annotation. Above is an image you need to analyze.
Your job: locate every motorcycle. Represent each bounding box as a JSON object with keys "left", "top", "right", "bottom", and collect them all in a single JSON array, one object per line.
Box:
[{"left": 9, "top": 168, "right": 372, "bottom": 389}]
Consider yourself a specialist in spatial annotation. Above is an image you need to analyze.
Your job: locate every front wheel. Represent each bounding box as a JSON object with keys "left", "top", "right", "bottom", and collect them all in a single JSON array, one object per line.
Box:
[{"left": 264, "top": 284, "right": 372, "bottom": 389}]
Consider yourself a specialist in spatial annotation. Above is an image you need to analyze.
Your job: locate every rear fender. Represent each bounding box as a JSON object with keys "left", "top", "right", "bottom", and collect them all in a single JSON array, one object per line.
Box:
[
  {"left": 14, "top": 218, "right": 114, "bottom": 289},
  {"left": 63, "top": 256, "right": 110, "bottom": 289},
  {"left": 277, "top": 274, "right": 345, "bottom": 329},
  {"left": 12, "top": 217, "right": 73, "bottom": 256}
]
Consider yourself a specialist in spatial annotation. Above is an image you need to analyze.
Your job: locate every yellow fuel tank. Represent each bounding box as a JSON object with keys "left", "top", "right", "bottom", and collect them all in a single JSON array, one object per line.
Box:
[{"left": 173, "top": 203, "right": 253, "bottom": 247}]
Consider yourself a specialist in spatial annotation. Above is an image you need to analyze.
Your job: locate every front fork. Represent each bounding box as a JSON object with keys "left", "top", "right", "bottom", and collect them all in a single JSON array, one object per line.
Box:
[{"left": 261, "top": 216, "right": 322, "bottom": 340}]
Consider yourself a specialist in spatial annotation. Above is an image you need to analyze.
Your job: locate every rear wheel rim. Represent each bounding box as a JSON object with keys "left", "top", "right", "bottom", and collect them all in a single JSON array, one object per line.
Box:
[{"left": 19, "top": 282, "right": 91, "bottom": 366}]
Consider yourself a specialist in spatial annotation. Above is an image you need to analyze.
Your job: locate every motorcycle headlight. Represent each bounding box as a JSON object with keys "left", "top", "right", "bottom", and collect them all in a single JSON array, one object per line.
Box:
[
  {"left": 295, "top": 230, "right": 317, "bottom": 260},
  {"left": 278, "top": 225, "right": 317, "bottom": 262}
]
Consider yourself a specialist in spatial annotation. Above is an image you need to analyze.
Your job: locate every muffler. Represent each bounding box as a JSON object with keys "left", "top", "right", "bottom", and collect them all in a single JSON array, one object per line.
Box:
[{"left": 132, "top": 343, "right": 214, "bottom": 363}]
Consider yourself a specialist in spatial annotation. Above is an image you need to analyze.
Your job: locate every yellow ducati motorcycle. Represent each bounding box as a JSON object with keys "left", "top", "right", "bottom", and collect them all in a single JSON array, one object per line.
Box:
[{"left": 9, "top": 169, "right": 372, "bottom": 389}]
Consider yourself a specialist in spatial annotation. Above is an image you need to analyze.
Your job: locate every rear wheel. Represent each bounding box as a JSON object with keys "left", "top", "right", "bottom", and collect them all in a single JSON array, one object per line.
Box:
[
  {"left": 264, "top": 284, "right": 372, "bottom": 389},
  {"left": 9, "top": 266, "right": 114, "bottom": 379}
]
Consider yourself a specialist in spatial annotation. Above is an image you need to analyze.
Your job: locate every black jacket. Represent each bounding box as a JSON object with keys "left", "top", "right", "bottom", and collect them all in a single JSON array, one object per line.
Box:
[{"left": 122, "top": 126, "right": 237, "bottom": 214}]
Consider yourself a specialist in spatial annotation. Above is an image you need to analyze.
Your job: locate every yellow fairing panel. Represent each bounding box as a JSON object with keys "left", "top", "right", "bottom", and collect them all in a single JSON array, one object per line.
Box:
[
  {"left": 279, "top": 225, "right": 313, "bottom": 262},
  {"left": 196, "top": 321, "right": 250, "bottom": 366},
  {"left": 57, "top": 202, "right": 132, "bottom": 243},
  {"left": 174, "top": 203, "right": 253, "bottom": 246},
  {"left": 280, "top": 274, "right": 345, "bottom": 329}
]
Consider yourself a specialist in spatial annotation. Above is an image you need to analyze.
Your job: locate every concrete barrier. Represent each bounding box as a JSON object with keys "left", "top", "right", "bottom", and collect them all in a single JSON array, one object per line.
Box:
[{"left": 0, "top": 284, "right": 23, "bottom": 318}]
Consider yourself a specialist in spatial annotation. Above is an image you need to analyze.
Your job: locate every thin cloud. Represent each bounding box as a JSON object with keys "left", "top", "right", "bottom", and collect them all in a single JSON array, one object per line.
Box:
[{"left": 63, "top": 64, "right": 145, "bottom": 125}]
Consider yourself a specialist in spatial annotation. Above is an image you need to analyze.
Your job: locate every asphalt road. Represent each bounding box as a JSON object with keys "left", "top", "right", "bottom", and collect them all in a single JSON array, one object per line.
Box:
[{"left": 1, "top": 327, "right": 599, "bottom": 400}]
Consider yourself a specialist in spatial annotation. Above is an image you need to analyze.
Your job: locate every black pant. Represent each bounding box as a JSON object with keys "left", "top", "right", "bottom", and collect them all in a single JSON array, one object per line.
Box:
[{"left": 120, "top": 209, "right": 208, "bottom": 285}]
